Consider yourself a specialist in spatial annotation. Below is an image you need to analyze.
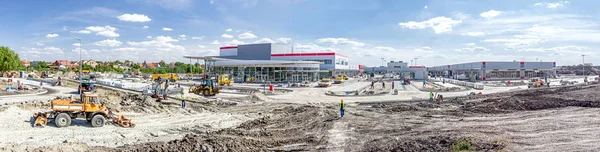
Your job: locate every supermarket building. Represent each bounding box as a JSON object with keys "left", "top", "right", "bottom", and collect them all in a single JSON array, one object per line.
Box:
[{"left": 185, "top": 43, "right": 360, "bottom": 83}]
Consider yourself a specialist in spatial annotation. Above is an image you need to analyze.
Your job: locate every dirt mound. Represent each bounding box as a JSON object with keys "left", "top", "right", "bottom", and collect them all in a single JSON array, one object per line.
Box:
[
  {"left": 464, "top": 96, "right": 600, "bottom": 114},
  {"left": 115, "top": 105, "right": 337, "bottom": 151},
  {"left": 362, "top": 136, "right": 504, "bottom": 152}
]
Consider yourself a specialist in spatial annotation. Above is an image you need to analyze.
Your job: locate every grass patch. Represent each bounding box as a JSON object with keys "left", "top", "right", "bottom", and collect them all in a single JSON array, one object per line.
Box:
[{"left": 451, "top": 140, "right": 475, "bottom": 152}]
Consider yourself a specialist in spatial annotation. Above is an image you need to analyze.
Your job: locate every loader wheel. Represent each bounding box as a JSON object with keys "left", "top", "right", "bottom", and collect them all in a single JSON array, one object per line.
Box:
[
  {"left": 91, "top": 115, "right": 105, "bottom": 127},
  {"left": 55, "top": 113, "right": 71, "bottom": 128}
]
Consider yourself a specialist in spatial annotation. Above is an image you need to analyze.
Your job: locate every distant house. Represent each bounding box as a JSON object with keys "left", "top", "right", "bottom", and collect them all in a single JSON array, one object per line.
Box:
[
  {"left": 145, "top": 62, "right": 159, "bottom": 68},
  {"left": 69, "top": 61, "right": 79, "bottom": 69},
  {"left": 54, "top": 60, "right": 69, "bottom": 66},
  {"left": 85, "top": 59, "right": 98, "bottom": 68},
  {"left": 21, "top": 60, "right": 31, "bottom": 67},
  {"left": 169, "top": 62, "right": 176, "bottom": 68},
  {"left": 124, "top": 61, "right": 133, "bottom": 67}
]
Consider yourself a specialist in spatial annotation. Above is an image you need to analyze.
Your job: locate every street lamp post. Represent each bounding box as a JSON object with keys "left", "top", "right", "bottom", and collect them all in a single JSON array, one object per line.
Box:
[
  {"left": 582, "top": 55, "right": 586, "bottom": 76},
  {"left": 414, "top": 57, "right": 418, "bottom": 66},
  {"left": 74, "top": 38, "right": 82, "bottom": 94},
  {"left": 381, "top": 58, "right": 385, "bottom": 67}
]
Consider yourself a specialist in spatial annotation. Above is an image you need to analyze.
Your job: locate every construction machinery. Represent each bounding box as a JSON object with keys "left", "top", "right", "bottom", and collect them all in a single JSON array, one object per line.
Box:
[
  {"left": 78, "top": 80, "right": 95, "bottom": 93},
  {"left": 334, "top": 74, "right": 348, "bottom": 84},
  {"left": 32, "top": 93, "right": 134, "bottom": 128},
  {"left": 189, "top": 78, "right": 220, "bottom": 96},
  {"left": 318, "top": 78, "right": 333, "bottom": 87},
  {"left": 218, "top": 74, "right": 231, "bottom": 86},
  {"left": 152, "top": 73, "right": 179, "bottom": 82},
  {"left": 150, "top": 77, "right": 170, "bottom": 101},
  {"left": 527, "top": 78, "right": 545, "bottom": 88}
]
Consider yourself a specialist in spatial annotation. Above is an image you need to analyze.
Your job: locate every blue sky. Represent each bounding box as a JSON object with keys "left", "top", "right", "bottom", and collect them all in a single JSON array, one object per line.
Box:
[{"left": 1, "top": 0, "right": 598, "bottom": 66}]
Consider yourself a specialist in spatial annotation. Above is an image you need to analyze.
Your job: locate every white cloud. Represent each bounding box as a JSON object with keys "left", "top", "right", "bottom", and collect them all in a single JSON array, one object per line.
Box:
[
  {"left": 454, "top": 46, "right": 489, "bottom": 52},
  {"left": 225, "top": 39, "right": 246, "bottom": 46},
  {"left": 398, "top": 16, "right": 462, "bottom": 34},
  {"left": 467, "top": 43, "right": 476, "bottom": 46},
  {"left": 535, "top": 1, "right": 569, "bottom": 8},
  {"left": 198, "top": 45, "right": 206, "bottom": 48},
  {"left": 483, "top": 38, "right": 547, "bottom": 47},
  {"left": 225, "top": 28, "right": 232, "bottom": 32},
  {"left": 518, "top": 45, "right": 586, "bottom": 52},
  {"left": 211, "top": 40, "right": 220, "bottom": 45},
  {"left": 424, "top": 6, "right": 428, "bottom": 9},
  {"left": 127, "top": 36, "right": 185, "bottom": 51},
  {"left": 46, "top": 33, "right": 59, "bottom": 38},
  {"left": 191, "top": 36, "right": 204, "bottom": 40},
  {"left": 36, "top": 43, "right": 44, "bottom": 46},
  {"left": 238, "top": 32, "right": 257, "bottom": 39},
  {"left": 143, "top": 26, "right": 149, "bottom": 29},
  {"left": 277, "top": 37, "right": 292, "bottom": 43},
  {"left": 73, "top": 43, "right": 80, "bottom": 46},
  {"left": 461, "top": 32, "right": 486, "bottom": 36},
  {"left": 254, "top": 38, "right": 275, "bottom": 43},
  {"left": 178, "top": 34, "right": 187, "bottom": 40},
  {"left": 97, "top": 31, "right": 120, "bottom": 37},
  {"left": 294, "top": 43, "right": 337, "bottom": 52},
  {"left": 146, "top": 36, "right": 152, "bottom": 39},
  {"left": 480, "top": 10, "right": 502, "bottom": 19},
  {"left": 94, "top": 39, "right": 123, "bottom": 47},
  {"left": 451, "top": 12, "right": 472, "bottom": 20},
  {"left": 353, "top": 46, "right": 397, "bottom": 57},
  {"left": 62, "top": 26, "right": 68, "bottom": 31},
  {"left": 221, "top": 34, "right": 233, "bottom": 38},
  {"left": 117, "top": 14, "right": 151, "bottom": 22},
  {"left": 162, "top": 27, "right": 173, "bottom": 31},
  {"left": 113, "top": 47, "right": 147, "bottom": 51},
  {"left": 72, "top": 30, "right": 91, "bottom": 34},
  {"left": 20, "top": 46, "right": 62, "bottom": 55},
  {"left": 421, "top": 46, "right": 432, "bottom": 50},
  {"left": 85, "top": 25, "right": 120, "bottom": 37},
  {"left": 316, "top": 38, "right": 365, "bottom": 47}
]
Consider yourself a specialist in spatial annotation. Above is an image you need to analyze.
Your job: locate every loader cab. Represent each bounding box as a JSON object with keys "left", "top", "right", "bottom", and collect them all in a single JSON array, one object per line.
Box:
[{"left": 82, "top": 94, "right": 102, "bottom": 112}]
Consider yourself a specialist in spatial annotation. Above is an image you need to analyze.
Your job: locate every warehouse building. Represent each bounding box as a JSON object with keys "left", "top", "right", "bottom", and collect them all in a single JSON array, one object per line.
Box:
[
  {"left": 185, "top": 43, "right": 359, "bottom": 83},
  {"left": 364, "top": 61, "right": 428, "bottom": 79},
  {"left": 427, "top": 61, "right": 557, "bottom": 80}
]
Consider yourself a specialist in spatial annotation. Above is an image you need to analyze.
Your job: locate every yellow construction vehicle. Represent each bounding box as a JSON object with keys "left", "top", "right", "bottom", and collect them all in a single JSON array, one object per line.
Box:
[
  {"left": 218, "top": 74, "right": 231, "bottom": 86},
  {"left": 527, "top": 78, "right": 545, "bottom": 88},
  {"left": 318, "top": 78, "right": 333, "bottom": 87},
  {"left": 152, "top": 73, "right": 179, "bottom": 82},
  {"left": 334, "top": 74, "right": 347, "bottom": 84},
  {"left": 32, "top": 93, "right": 134, "bottom": 128},
  {"left": 189, "top": 79, "right": 220, "bottom": 96}
]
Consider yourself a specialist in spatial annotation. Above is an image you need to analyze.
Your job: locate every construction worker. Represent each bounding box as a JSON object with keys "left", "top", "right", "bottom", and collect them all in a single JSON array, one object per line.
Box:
[
  {"left": 422, "top": 80, "right": 426, "bottom": 87},
  {"left": 340, "top": 99, "right": 345, "bottom": 118},
  {"left": 382, "top": 81, "right": 385, "bottom": 89},
  {"left": 429, "top": 92, "right": 434, "bottom": 102},
  {"left": 181, "top": 88, "right": 186, "bottom": 109},
  {"left": 391, "top": 81, "right": 395, "bottom": 90},
  {"left": 371, "top": 81, "right": 375, "bottom": 89}
]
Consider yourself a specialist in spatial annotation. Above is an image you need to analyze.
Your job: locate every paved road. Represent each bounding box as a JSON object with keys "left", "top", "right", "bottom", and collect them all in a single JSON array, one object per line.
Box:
[{"left": 0, "top": 78, "right": 77, "bottom": 105}]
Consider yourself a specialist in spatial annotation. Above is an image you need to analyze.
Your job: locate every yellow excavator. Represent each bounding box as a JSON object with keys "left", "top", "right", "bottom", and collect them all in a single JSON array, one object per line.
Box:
[
  {"left": 189, "top": 79, "right": 220, "bottom": 96},
  {"left": 218, "top": 74, "right": 231, "bottom": 86},
  {"left": 32, "top": 93, "right": 134, "bottom": 128}
]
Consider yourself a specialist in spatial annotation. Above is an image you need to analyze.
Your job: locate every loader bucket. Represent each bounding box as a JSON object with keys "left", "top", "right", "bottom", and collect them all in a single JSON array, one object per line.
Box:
[
  {"left": 115, "top": 115, "right": 135, "bottom": 128},
  {"left": 33, "top": 112, "right": 49, "bottom": 127}
]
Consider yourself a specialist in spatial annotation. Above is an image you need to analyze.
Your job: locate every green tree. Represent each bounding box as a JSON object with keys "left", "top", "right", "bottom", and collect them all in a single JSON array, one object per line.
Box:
[
  {"left": 132, "top": 63, "right": 141, "bottom": 69},
  {"left": 114, "top": 60, "right": 122, "bottom": 65},
  {"left": 159, "top": 60, "right": 167, "bottom": 67},
  {"left": 34, "top": 62, "right": 49, "bottom": 71},
  {"left": 0, "top": 46, "right": 22, "bottom": 74}
]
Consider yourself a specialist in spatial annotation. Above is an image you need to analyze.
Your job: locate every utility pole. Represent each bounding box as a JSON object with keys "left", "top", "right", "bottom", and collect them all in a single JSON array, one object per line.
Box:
[
  {"left": 74, "top": 38, "right": 82, "bottom": 95},
  {"left": 582, "top": 55, "right": 586, "bottom": 76},
  {"left": 381, "top": 58, "right": 385, "bottom": 67}
]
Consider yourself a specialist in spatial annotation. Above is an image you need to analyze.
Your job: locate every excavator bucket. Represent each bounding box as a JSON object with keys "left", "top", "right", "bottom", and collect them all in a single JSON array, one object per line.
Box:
[{"left": 33, "top": 112, "right": 49, "bottom": 127}]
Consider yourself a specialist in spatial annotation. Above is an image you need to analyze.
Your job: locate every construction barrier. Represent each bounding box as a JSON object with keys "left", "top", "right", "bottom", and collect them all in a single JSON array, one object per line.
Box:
[{"left": 443, "top": 78, "right": 485, "bottom": 90}]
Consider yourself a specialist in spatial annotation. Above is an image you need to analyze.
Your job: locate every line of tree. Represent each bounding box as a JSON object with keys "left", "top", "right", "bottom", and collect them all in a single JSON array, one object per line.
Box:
[{"left": 0, "top": 46, "right": 23, "bottom": 74}]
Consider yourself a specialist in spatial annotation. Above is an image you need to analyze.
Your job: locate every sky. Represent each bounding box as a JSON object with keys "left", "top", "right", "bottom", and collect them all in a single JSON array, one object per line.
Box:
[{"left": 1, "top": 0, "right": 599, "bottom": 67}]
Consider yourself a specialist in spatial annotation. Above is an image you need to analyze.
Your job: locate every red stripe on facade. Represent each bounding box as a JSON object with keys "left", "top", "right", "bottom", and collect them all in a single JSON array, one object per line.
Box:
[
  {"left": 520, "top": 62, "right": 524, "bottom": 64},
  {"left": 270, "top": 52, "right": 347, "bottom": 58},
  {"left": 482, "top": 61, "right": 486, "bottom": 65},
  {"left": 219, "top": 46, "right": 238, "bottom": 49}
]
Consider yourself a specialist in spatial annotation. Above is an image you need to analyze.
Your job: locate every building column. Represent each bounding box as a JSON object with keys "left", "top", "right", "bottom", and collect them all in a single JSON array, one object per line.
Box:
[{"left": 520, "top": 69, "right": 525, "bottom": 80}]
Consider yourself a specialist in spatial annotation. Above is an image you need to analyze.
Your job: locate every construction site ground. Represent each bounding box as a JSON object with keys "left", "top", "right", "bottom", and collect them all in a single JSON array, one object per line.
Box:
[{"left": 0, "top": 76, "right": 599, "bottom": 151}]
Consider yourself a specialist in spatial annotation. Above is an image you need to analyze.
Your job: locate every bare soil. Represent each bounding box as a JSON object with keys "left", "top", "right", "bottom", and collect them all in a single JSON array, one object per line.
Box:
[{"left": 4, "top": 83, "right": 600, "bottom": 151}]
